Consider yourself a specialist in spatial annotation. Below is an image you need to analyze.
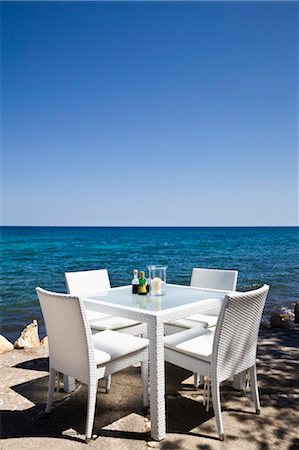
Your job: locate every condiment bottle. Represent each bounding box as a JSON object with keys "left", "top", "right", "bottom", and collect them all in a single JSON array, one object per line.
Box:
[
  {"left": 132, "top": 269, "right": 139, "bottom": 294},
  {"left": 138, "top": 271, "right": 147, "bottom": 295}
]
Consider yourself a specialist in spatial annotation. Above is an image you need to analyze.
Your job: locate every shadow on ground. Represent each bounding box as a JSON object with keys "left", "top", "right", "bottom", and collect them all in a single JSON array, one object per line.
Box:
[
  {"left": 1, "top": 367, "right": 149, "bottom": 443},
  {"left": 0, "top": 327, "right": 298, "bottom": 449}
]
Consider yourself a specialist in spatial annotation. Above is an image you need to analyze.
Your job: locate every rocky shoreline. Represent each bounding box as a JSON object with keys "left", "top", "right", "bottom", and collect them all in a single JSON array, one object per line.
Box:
[{"left": 0, "top": 320, "right": 48, "bottom": 355}]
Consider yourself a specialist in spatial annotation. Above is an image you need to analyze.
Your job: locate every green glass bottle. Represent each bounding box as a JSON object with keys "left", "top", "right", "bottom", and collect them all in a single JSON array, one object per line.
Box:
[{"left": 138, "top": 271, "right": 147, "bottom": 295}]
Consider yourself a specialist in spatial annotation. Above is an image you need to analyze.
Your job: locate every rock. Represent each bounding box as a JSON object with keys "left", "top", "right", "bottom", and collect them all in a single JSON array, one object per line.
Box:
[
  {"left": 270, "top": 313, "right": 284, "bottom": 328},
  {"left": 294, "top": 303, "right": 299, "bottom": 324},
  {"left": 14, "top": 319, "right": 40, "bottom": 349},
  {"left": 40, "top": 336, "right": 48, "bottom": 346},
  {"left": 282, "top": 320, "right": 295, "bottom": 329},
  {"left": 260, "top": 319, "right": 270, "bottom": 329},
  {"left": 280, "top": 306, "right": 295, "bottom": 321},
  {"left": 0, "top": 335, "right": 14, "bottom": 354},
  {"left": 270, "top": 312, "right": 295, "bottom": 329}
]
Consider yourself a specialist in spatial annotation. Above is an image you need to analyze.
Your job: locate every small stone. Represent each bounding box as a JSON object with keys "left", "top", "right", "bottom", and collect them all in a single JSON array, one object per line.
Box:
[
  {"left": 62, "top": 428, "right": 80, "bottom": 437},
  {"left": 144, "top": 417, "right": 151, "bottom": 433},
  {"left": 0, "top": 334, "right": 14, "bottom": 354},
  {"left": 270, "top": 313, "right": 284, "bottom": 328},
  {"left": 294, "top": 303, "right": 299, "bottom": 323},
  {"left": 14, "top": 319, "right": 40, "bottom": 349},
  {"left": 147, "top": 441, "right": 160, "bottom": 448},
  {"left": 40, "top": 336, "right": 48, "bottom": 346}
]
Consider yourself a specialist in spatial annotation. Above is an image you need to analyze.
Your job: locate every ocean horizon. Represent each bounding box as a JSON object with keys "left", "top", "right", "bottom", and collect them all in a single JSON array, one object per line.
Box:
[{"left": 1, "top": 226, "right": 298, "bottom": 342}]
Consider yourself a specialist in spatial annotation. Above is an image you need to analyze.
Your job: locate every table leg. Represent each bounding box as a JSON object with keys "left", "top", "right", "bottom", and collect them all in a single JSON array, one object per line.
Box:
[
  {"left": 148, "top": 318, "right": 166, "bottom": 441},
  {"left": 63, "top": 375, "right": 76, "bottom": 392}
]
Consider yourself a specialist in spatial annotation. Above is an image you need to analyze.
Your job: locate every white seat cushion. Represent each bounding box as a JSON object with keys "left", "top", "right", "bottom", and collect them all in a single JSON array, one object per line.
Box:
[
  {"left": 85, "top": 307, "right": 139, "bottom": 331},
  {"left": 93, "top": 329, "right": 149, "bottom": 365},
  {"left": 165, "top": 297, "right": 222, "bottom": 332},
  {"left": 173, "top": 313, "right": 218, "bottom": 329},
  {"left": 164, "top": 326, "right": 215, "bottom": 362},
  {"left": 85, "top": 310, "right": 110, "bottom": 321},
  {"left": 93, "top": 349, "right": 114, "bottom": 366},
  {"left": 89, "top": 315, "right": 140, "bottom": 331}
]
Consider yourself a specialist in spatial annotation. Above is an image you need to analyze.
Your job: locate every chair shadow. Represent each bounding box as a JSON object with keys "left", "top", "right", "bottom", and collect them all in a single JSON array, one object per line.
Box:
[
  {"left": 14, "top": 357, "right": 49, "bottom": 372},
  {"left": 163, "top": 329, "right": 299, "bottom": 450},
  {"left": 1, "top": 366, "right": 150, "bottom": 442},
  {"left": 4, "top": 327, "right": 297, "bottom": 445},
  {"left": 165, "top": 364, "right": 220, "bottom": 439}
]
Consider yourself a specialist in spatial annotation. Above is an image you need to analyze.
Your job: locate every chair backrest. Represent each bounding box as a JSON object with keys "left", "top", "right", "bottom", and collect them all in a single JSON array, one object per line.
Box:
[
  {"left": 190, "top": 268, "right": 238, "bottom": 291},
  {"left": 212, "top": 284, "right": 269, "bottom": 382},
  {"left": 36, "top": 287, "right": 95, "bottom": 385},
  {"left": 65, "top": 269, "right": 111, "bottom": 296}
]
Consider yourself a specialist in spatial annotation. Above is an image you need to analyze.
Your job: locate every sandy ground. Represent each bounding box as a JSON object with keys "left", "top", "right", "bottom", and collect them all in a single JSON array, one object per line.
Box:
[{"left": 0, "top": 327, "right": 298, "bottom": 450}]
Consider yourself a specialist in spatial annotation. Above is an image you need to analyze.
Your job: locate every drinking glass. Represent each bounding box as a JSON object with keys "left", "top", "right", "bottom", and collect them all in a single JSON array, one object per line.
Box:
[{"left": 147, "top": 265, "right": 168, "bottom": 296}]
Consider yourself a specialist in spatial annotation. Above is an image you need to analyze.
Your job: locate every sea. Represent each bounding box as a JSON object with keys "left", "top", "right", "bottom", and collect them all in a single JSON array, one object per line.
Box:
[{"left": 0, "top": 226, "right": 298, "bottom": 342}]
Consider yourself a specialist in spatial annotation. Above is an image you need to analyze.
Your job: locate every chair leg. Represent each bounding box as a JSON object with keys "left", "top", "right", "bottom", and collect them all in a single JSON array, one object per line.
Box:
[
  {"left": 232, "top": 371, "right": 246, "bottom": 390},
  {"left": 85, "top": 382, "right": 97, "bottom": 441},
  {"left": 46, "top": 368, "right": 56, "bottom": 413},
  {"left": 105, "top": 376, "right": 112, "bottom": 393},
  {"left": 194, "top": 373, "right": 204, "bottom": 388},
  {"left": 248, "top": 365, "right": 260, "bottom": 414},
  {"left": 141, "top": 359, "right": 149, "bottom": 408},
  {"left": 211, "top": 377, "right": 224, "bottom": 440},
  {"left": 141, "top": 327, "right": 148, "bottom": 339},
  {"left": 203, "top": 377, "right": 211, "bottom": 412}
]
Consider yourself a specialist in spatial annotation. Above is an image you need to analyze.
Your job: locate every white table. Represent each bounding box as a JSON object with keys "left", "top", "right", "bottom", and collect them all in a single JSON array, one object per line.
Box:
[{"left": 83, "top": 283, "right": 228, "bottom": 441}]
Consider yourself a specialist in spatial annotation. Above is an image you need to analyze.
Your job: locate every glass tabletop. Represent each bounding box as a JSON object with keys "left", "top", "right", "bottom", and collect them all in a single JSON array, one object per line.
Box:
[{"left": 83, "top": 284, "right": 226, "bottom": 313}]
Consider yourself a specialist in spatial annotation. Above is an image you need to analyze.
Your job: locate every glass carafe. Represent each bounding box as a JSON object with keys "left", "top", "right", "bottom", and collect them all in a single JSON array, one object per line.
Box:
[{"left": 147, "top": 265, "right": 168, "bottom": 296}]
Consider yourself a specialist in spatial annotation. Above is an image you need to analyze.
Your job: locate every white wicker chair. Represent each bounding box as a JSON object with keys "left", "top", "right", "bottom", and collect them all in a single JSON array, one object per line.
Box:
[
  {"left": 65, "top": 270, "right": 146, "bottom": 335},
  {"left": 36, "top": 287, "right": 149, "bottom": 442},
  {"left": 191, "top": 268, "right": 238, "bottom": 291},
  {"left": 65, "top": 269, "right": 147, "bottom": 392},
  {"left": 164, "top": 268, "right": 238, "bottom": 389},
  {"left": 164, "top": 284, "right": 269, "bottom": 440},
  {"left": 165, "top": 268, "right": 238, "bottom": 335}
]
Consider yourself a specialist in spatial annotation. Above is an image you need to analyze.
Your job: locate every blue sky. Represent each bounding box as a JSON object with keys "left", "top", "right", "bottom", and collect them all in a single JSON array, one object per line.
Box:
[{"left": 1, "top": 1, "right": 298, "bottom": 226}]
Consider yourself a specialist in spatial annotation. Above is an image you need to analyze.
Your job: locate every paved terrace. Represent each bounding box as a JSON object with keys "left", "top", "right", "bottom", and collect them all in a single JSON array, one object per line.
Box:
[{"left": 0, "top": 327, "right": 298, "bottom": 450}]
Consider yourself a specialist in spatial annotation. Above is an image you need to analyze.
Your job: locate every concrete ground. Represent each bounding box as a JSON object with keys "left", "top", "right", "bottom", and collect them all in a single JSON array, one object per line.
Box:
[{"left": 0, "top": 327, "right": 298, "bottom": 450}]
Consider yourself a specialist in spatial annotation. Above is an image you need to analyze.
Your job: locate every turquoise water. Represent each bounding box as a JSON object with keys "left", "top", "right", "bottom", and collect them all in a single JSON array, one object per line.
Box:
[{"left": 0, "top": 226, "right": 298, "bottom": 341}]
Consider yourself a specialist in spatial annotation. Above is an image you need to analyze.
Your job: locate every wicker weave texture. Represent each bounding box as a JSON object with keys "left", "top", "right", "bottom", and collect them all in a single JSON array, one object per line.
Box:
[
  {"left": 213, "top": 284, "right": 269, "bottom": 382},
  {"left": 190, "top": 268, "right": 238, "bottom": 292},
  {"left": 165, "top": 348, "right": 210, "bottom": 377},
  {"left": 65, "top": 269, "right": 111, "bottom": 296},
  {"left": 65, "top": 269, "right": 142, "bottom": 331},
  {"left": 76, "top": 285, "right": 233, "bottom": 441},
  {"left": 164, "top": 284, "right": 269, "bottom": 438},
  {"left": 167, "top": 268, "right": 238, "bottom": 332},
  {"left": 148, "top": 316, "right": 166, "bottom": 440},
  {"left": 36, "top": 287, "right": 95, "bottom": 385},
  {"left": 36, "top": 287, "right": 149, "bottom": 440}
]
